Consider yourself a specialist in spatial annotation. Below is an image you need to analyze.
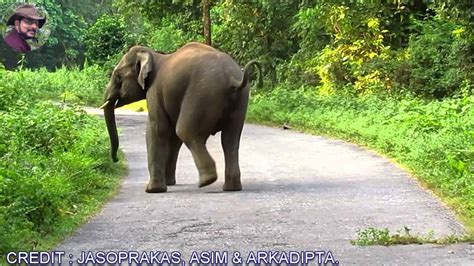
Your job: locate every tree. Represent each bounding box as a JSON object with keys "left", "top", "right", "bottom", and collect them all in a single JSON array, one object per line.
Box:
[
  {"left": 84, "top": 14, "right": 129, "bottom": 65},
  {"left": 113, "top": 0, "right": 202, "bottom": 36},
  {"left": 202, "top": 0, "right": 212, "bottom": 46},
  {"left": 213, "top": 0, "right": 301, "bottom": 83}
]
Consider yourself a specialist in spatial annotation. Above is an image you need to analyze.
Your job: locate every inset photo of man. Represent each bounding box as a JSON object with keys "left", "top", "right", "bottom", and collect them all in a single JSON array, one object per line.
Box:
[{"left": 3, "top": 3, "right": 49, "bottom": 53}]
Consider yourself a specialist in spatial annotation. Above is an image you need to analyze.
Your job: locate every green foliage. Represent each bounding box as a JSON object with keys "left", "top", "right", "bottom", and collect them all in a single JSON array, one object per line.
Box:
[
  {"left": 213, "top": 1, "right": 300, "bottom": 82},
  {"left": 113, "top": 0, "right": 200, "bottom": 24},
  {"left": 283, "top": 1, "right": 473, "bottom": 98},
  {"left": 113, "top": 0, "right": 202, "bottom": 41},
  {"left": 248, "top": 86, "right": 474, "bottom": 228},
  {"left": 144, "top": 15, "right": 200, "bottom": 52},
  {"left": 352, "top": 227, "right": 393, "bottom": 246},
  {"left": 0, "top": 65, "right": 108, "bottom": 107},
  {"left": 432, "top": 0, "right": 474, "bottom": 25},
  {"left": 0, "top": 102, "right": 122, "bottom": 253},
  {"left": 352, "top": 226, "right": 473, "bottom": 246},
  {"left": 287, "top": 3, "right": 390, "bottom": 90},
  {"left": 1, "top": 0, "right": 472, "bottom": 100},
  {"left": 0, "top": 66, "right": 123, "bottom": 254},
  {"left": 93, "top": 1, "right": 203, "bottom": 63},
  {"left": 406, "top": 17, "right": 473, "bottom": 98},
  {"left": 84, "top": 14, "right": 129, "bottom": 65}
]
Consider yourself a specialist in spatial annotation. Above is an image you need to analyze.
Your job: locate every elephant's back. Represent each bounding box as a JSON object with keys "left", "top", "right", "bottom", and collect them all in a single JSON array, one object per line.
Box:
[
  {"left": 177, "top": 42, "right": 217, "bottom": 53},
  {"left": 164, "top": 44, "right": 242, "bottom": 88}
]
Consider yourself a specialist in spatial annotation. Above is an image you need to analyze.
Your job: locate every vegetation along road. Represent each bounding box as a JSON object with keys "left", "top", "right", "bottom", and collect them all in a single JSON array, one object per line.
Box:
[{"left": 57, "top": 111, "right": 473, "bottom": 265}]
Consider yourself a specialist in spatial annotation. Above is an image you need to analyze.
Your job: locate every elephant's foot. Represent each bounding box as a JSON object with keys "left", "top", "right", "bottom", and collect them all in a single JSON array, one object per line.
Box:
[
  {"left": 145, "top": 180, "right": 167, "bottom": 193},
  {"left": 223, "top": 180, "right": 242, "bottom": 191},
  {"left": 166, "top": 177, "right": 176, "bottom": 186},
  {"left": 198, "top": 175, "right": 217, "bottom": 188}
]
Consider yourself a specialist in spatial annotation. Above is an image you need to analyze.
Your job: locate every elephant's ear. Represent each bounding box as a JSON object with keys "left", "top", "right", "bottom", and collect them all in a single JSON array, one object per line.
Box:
[{"left": 136, "top": 51, "right": 153, "bottom": 90}]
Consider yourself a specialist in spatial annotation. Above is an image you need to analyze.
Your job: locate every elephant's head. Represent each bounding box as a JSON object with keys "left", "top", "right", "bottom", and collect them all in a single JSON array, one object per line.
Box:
[{"left": 100, "top": 46, "right": 154, "bottom": 162}]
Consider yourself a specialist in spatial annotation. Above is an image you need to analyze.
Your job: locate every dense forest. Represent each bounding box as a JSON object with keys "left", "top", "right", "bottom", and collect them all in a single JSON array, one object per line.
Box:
[
  {"left": 0, "top": 0, "right": 473, "bottom": 254},
  {"left": 1, "top": 0, "right": 473, "bottom": 98}
]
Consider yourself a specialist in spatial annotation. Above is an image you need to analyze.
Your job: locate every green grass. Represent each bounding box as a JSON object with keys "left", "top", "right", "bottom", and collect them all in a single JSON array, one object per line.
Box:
[
  {"left": 0, "top": 103, "right": 127, "bottom": 259},
  {"left": 0, "top": 67, "right": 127, "bottom": 261},
  {"left": 247, "top": 85, "right": 474, "bottom": 233},
  {"left": 0, "top": 65, "right": 108, "bottom": 107},
  {"left": 1, "top": 154, "right": 126, "bottom": 255},
  {"left": 352, "top": 227, "right": 474, "bottom": 246}
]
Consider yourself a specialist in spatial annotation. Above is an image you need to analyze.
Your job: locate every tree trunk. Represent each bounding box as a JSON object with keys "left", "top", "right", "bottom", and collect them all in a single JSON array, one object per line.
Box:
[{"left": 202, "top": 0, "right": 211, "bottom": 46}]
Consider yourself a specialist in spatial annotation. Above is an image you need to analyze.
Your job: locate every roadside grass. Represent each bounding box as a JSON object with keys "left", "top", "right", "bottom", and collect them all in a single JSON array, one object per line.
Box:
[
  {"left": 352, "top": 227, "right": 474, "bottom": 246},
  {"left": 24, "top": 151, "right": 127, "bottom": 251},
  {"left": 0, "top": 67, "right": 127, "bottom": 259},
  {"left": 0, "top": 65, "right": 108, "bottom": 107},
  {"left": 247, "top": 85, "right": 474, "bottom": 235},
  {"left": 1, "top": 152, "right": 127, "bottom": 255},
  {"left": 0, "top": 103, "right": 127, "bottom": 259}
]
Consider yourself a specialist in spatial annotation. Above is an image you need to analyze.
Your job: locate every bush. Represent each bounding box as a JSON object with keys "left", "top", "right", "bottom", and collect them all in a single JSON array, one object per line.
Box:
[
  {"left": 0, "top": 100, "right": 122, "bottom": 253},
  {"left": 281, "top": 3, "right": 473, "bottom": 99},
  {"left": 0, "top": 65, "right": 108, "bottom": 107},
  {"left": 0, "top": 67, "right": 124, "bottom": 255},
  {"left": 287, "top": 4, "right": 395, "bottom": 95},
  {"left": 406, "top": 17, "right": 473, "bottom": 98},
  {"left": 144, "top": 16, "right": 192, "bottom": 52},
  {"left": 84, "top": 14, "right": 130, "bottom": 65}
]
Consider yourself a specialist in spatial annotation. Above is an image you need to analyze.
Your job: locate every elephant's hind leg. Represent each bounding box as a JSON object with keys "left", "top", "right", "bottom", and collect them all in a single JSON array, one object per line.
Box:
[{"left": 221, "top": 119, "right": 244, "bottom": 191}]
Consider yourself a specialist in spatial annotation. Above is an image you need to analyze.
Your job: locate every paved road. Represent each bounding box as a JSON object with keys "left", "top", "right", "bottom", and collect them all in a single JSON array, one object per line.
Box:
[{"left": 58, "top": 112, "right": 473, "bottom": 265}]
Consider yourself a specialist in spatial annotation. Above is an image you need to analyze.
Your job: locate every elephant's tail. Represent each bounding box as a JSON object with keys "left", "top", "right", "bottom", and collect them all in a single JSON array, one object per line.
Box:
[{"left": 236, "top": 60, "right": 263, "bottom": 90}]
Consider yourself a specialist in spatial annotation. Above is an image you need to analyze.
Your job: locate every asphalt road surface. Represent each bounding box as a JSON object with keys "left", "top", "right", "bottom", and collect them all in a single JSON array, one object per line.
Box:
[{"left": 58, "top": 111, "right": 473, "bottom": 265}]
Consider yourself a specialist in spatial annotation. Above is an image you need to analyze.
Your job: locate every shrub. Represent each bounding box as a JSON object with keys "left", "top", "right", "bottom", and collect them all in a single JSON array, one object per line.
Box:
[
  {"left": 0, "top": 100, "right": 120, "bottom": 253},
  {"left": 0, "top": 67, "right": 123, "bottom": 255},
  {"left": 0, "top": 65, "right": 108, "bottom": 107},
  {"left": 84, "top": 14, "right": 129, "bottom": 65},
  {"left": 406, "top": 17, "right": 473, "bottom": 98},
  {"left": 144, "top": 16, "right": 196, "bottom": 52}
]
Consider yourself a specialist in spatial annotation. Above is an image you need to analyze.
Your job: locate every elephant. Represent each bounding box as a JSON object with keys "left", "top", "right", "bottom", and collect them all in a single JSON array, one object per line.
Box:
[{"left": 100, "top": 42, "right": 262, "bottom": 193}]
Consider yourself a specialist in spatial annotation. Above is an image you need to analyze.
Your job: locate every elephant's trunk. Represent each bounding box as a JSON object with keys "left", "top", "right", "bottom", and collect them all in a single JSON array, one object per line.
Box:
[{"left": 103, "top": 105, "right": 119, "bottom": 162}]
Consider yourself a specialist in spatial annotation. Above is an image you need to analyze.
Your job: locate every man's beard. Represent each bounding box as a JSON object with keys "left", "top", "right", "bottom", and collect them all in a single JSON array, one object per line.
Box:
[{"left": 19, "top": 29, "right": 37, "bottom": 40}]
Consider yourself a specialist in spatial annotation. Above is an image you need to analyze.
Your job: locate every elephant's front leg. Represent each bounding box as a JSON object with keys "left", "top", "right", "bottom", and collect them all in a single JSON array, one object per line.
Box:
[
  {"left": 145, "top": 117, "right": 170, "bottom": 193},
  {"left": 165, "top": 134, "right": 182, "bottom": 186}
]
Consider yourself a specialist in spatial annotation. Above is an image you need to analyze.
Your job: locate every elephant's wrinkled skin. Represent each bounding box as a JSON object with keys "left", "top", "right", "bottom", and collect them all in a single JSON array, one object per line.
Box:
[{"left": 101, "top": 42, "right": 262, "bottom": 193}]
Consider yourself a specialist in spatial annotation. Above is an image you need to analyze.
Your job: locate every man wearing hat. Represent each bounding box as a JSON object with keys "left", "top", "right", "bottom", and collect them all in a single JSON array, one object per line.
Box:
[{"left": 3, "top": 4, "right": 46, "bottom": 53}]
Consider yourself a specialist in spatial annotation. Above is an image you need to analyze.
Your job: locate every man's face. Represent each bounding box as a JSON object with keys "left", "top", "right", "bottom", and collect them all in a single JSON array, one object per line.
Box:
[{"left": 14, "top": 17, "right": 39, "bottom": 39}]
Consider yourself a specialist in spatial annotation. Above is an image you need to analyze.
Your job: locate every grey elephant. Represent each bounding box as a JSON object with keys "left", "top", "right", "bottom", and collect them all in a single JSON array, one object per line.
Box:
[{"left": 100, "top": 42, "right": 262, "bottom": 193}]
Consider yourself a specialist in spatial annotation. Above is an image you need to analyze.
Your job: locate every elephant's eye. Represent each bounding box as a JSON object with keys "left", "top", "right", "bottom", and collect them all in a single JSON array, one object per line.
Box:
[{"left": 115, "top": 74, "right": 122, "bottom": 83}]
